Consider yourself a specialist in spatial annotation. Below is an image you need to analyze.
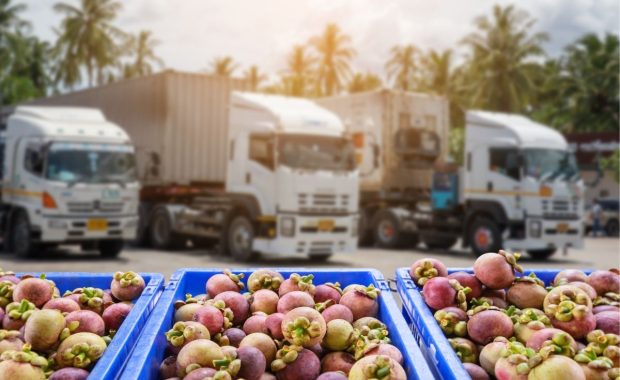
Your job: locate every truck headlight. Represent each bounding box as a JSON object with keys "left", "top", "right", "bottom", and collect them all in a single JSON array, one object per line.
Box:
[
  {"left": 48, "top": 220, "right": 68, "bottom": 229},
  {"left": 529, "top": 220, "right": 542, "bottom": 238},
  {"left": 280, "top": 217, "right": 295, "bottom": 237},
  {"left": 351, "top": 216, "right": 359, "bottom": 237}
]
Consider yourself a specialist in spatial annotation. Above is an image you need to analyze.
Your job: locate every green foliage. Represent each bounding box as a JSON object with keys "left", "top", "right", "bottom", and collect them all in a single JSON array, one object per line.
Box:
[
  {"left": 385, "top": 44, "right": 419, "bottom": 91},
  {"left": 348, "top": 72, "right": 382, "bottom": 93},
  {"left": 449, "top": 128, "right": 465, "bottom": 165},
  {"left": 460, "top": 4, "right": 548, "bottom": 112},
  {"left": 243, "top": 65, "right": 267, "bottom": 92},
  {"left": 531, "top": 34, "right": 619, "bottom": 132},
  {"left": 123, "top": 30, "right": 164, "bottom": 79},
  {"left": 310, "top": 23, "right": 356, "bottom": 96},
  {"left": 53, "top": 0, "right": 125, "bottom": 87},
  {"left": 601, "top": 149, "right": 620, "bottom": 183},
  {"left": 209, "top": 56, "right": 238, "bottom": 77},
  {"left": 0, "top": 1, "right": 50, "bottom": 105}
]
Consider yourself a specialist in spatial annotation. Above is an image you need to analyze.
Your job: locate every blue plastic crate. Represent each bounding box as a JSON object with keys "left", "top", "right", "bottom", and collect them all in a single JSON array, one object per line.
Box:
[
  {"left": 15, "top": 272, "right": 164, "bottom": 380},
  {"left": 122, "top": 268, "right": 435, "bottom": 380},
  {"left": 396, "top": 267, "right": 592, "bottom": 380}
]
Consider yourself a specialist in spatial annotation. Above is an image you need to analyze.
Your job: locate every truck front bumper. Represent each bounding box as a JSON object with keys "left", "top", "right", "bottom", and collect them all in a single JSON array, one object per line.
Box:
[
  {"left": 37, "top": 215, "right": 139, "bottom": 243},
  {"left": 505, "top": 218, "right": 584, "bottom": 251},
  {"left": 253, "top": 214, "right": 358, "bottom": 257}
]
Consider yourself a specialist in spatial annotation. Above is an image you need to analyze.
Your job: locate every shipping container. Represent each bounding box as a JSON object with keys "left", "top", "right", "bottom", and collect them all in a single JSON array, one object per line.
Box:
[
  {"left": 317, "top": 89, "right": 450, "bottom": 193},
  {"left": 30, "top": 70, "right": 248, "bottom": 186}
]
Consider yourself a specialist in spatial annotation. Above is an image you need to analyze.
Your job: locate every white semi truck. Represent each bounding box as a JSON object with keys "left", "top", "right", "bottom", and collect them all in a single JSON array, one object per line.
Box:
[
  {"left": 26, "top": 71, "right": 359, "bottom": 260},
  {"left": 319, "top": 91, "right": 584, "bottom": 258},
  {"left": 0, "top": 106, "right": 140, "bottom": 257}
]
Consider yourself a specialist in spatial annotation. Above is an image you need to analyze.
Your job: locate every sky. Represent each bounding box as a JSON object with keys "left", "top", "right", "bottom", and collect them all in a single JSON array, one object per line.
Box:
[{"left": 20, "top": 0, "right": 620, "bottom": 82}]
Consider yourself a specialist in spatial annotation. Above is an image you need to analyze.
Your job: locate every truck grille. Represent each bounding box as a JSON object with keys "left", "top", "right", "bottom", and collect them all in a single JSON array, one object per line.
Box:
[
  {"left": 552, "top": 200, "right": 569, "bottom": 212},
  {"left": 542, "top": 198, "right": 580, "bottom": 220},
  {"left": 298, "top": 193, "right": 349, "bottom": 214},
  {"left": 67, "top": 201, "right": 124, "bottom": 213}
]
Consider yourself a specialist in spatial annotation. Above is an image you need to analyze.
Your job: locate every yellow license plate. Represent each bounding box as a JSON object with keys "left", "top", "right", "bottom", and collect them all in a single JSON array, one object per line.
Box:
[
  {"left": 87, "top": 219, "right": 108, "bottom": 231},
  {"left": 557, "top": 223, "right": 569, "bottom": 233},
  {"left": 318, "top": 219, "right": 335, "bottom": 232}
]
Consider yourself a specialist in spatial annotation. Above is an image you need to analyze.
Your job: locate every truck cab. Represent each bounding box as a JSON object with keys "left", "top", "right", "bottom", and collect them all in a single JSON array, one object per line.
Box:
[
  {"left": 463, "top": 111, "right": 584, "bottom": 258},
  {"left": 1, "top": 106, "right": 140, "bottom": 257},
  {"left": 224, "top": 92, "right": 359, "bottom": 260}
]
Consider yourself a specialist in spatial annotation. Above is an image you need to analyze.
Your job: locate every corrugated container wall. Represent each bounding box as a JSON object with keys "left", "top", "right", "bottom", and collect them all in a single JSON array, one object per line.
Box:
[
  {"left": 28, "top": 70, "right": 248, "bottom": 185},
  {"left": 318, "top": 90, "right": 450, "bottom": 193}
]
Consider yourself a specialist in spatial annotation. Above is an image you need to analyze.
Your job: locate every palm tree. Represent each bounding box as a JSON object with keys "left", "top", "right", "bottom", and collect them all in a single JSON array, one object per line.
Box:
[
  {"left": 420, "top": 49, "right": 453, "bottom": 96},
  {"left": 348, "top": 72, "right": 382, "bottom": 93},
  {"left": 53, "top": 0, "right": 124, "bottom": 88},
  {"left": 310, "top": 23, "right": 355, "bottom": 96},
  {"left": 0, "top": 0, "right": 28, "bottom": 35},
  {"left": 0, "top": 32, "right": 50, "bottom": 104},
  {"left": 385, "top": 44, "right": 418, "bottom": 91},
  {"left": 534, "top": 33, "right": 619, "bottom": 132},
  {"left": 243, "top": 65, "right": 267, "bottom": 91},
  {"left": 462, "top": 4, "right": 547, "bottom": 112},
  {"left": 209, "top": 56, "right": 238, "bottom": 77},
  {"left": 283, "top": 45, "right": 315, "bottom": 96},
  {"left": 123, "top": 30, "right": 164, "bottom": 78}
]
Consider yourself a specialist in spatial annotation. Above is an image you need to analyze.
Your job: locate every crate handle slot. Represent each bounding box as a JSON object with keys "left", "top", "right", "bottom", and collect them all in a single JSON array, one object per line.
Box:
[
  {"left": 166, "top": 279, "right": 179, "bottom": 290},
  {"left": 376, "top": 279, "right": 390, "bottom": 291},
  {"left": 142, "top": 285, "right": 156, "bottom": 296},
  {"left": 404, "top": 279, "right": 416, "bottom": 290},
  {"left": 385, "top": 278, "right": 398, "bottom": 293}
]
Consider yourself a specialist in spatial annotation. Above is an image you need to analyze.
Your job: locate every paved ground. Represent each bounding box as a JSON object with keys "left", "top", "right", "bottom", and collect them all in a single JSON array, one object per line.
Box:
[{"left": 1, "top": 237, "right": 618, "bottom": 280}]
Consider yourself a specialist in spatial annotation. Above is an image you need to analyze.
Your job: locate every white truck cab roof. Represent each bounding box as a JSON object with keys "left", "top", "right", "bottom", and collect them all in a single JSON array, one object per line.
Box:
[
  {"left": 231, "top": 92, "right": 345, "bottom": 137},
  {"left": 7, "top": 106, "right": 131, "bottom": 143},
  {"left": 467, "top": 110, "right": 567, "bottom": 150}
]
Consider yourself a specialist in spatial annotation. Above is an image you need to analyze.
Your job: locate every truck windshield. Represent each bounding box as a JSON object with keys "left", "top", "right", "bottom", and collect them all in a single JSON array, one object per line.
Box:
[
  {"left": 524, "top": 149, "right": 580, "bottom": 181},
  {"left": 278, "top": 135, "right": 355, "bottom": 171},
  {"left": 45, "top": 143, "right": 137, "bottom": 184}
]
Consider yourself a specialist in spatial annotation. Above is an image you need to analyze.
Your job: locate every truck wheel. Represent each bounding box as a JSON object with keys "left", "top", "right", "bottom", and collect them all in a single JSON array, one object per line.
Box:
[
  {"left": 605, "top": 219, "right": 619, "bottom": 237},
  {"left": 372, "top": 210, "right": 404, "bottom": 249},
  {"left": 227, "top": 214, "right": 256, "bottom": 261},
  {"left": 149, "top": 207, "right": 183, "bottom": 250},
  {"left": 11, "top": 212, "right": 38, "bottom": 257},
  {"left": 527, "top": 248, "right": 556, "bottom": 260},
  {"left": 358, "top": 212, "right": 374, "bottom": 247},
  {"left": 468, "top": 217, "right": 502, "bottom": 257},
  {"left": 422, "top": 235, "right": 457, "bottom": 250},
  {"left": 99, "top": 240, "right": 124, "bottom": 258}
]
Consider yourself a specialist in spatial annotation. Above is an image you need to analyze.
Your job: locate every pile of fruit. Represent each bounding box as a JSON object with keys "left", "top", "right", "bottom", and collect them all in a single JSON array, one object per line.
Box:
[
  {"left": 159, "top": 269, "right": 406, "bottom": 380},
  {"left": 0, "top": 269, "right": 146, "bottom": 380},
  {"left": 410, "top": 251, "right": 620, "bottom": 380}
]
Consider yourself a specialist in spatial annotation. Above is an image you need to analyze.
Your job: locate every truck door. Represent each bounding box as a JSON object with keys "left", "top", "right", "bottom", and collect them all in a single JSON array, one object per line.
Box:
[
  {"left": 487, "top": 147, "right": 521, "bottom": 216},
  {"left": 246, "top": 133, "right": 276, "bottom": 214},
  {"left": 7, "top": 138, "right": 46, "bottom": 212}
]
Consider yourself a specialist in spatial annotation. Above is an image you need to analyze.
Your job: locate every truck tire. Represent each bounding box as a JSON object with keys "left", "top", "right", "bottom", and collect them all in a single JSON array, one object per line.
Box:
[
  {"left": 468, "top": 217, "right": 502, "bottom": 257},
  {"left": 527, "top": 249, "right": 556, "bottom": 260},
  {"left": 372, "top": 209, "right": 405, "bottom": 249},
  {"left": 99, "top": 240, "right": 124, "bottom": 258},
  {"left": 149, "top": 207, "right": 184, "bottom": 250},
  {"left": 357, "top": 212, "right": 374, "bottom": 247},
  {"left": 10, "top": 212, "right": 38, "bottom": 257},
  {"left": 605, "top": 219, "right": 619, "bottom": 237},
  {"left": 227, "top": 214, "right": 256, "bottom": 261},
  {"left": 421, "top": 235, "right": 457, "bottom": 250}
]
